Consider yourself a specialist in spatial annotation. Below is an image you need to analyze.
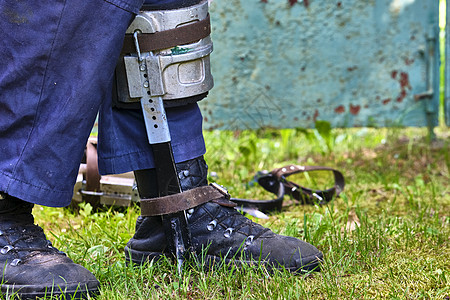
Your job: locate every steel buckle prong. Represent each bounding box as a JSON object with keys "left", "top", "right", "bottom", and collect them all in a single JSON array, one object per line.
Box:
[
  {"left": 133, "top": 30, "right": 143, "bottom": 62},
  {"left": 211, "top": 182, "right": 231, "bottom": 199}
]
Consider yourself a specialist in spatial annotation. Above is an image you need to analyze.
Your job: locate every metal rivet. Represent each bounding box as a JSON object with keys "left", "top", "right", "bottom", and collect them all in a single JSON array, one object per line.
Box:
[
  {"left": 282, "top": 168, "right": 287, "bottom": 172},
  {"left": 1, "top": 245, "right": 14, "bottom": 255},
  {"left": 0, "top": 230, "right": 3, "bottom": 236},
  {"left": 224, "top": 228, "right": 234, "bottom": 238},
  {"left": 179, "top": 170, "right": 190, "bottom": 180},
  {"left": 245, "top": 235, "right": 254, "bottom": 246},
  {"left": 10, "top": 258, "right": 21, "bottom": 266},
  {"left": 143, "top": 81, "right": 149, "bottom": 88},
  {"left": 207, "top": 220, "right": 217, "bottom": 231}
]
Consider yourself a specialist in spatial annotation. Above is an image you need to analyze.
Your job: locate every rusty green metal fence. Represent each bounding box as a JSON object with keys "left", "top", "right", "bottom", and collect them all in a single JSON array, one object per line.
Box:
[{"left": 201, "top": 0, "right": 446, "bottom": 130}]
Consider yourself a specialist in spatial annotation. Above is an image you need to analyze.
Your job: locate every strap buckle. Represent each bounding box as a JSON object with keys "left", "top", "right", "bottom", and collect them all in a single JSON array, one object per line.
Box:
[
  {"left": 254, "top": 171, "right": 279, "bottom": 195},
  {"left": 210, "top": 183, "right": 231, "bottom": 200}
]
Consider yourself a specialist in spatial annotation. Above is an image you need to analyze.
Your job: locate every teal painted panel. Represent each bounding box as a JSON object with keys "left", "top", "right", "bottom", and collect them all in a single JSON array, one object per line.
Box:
[
  {"left": 201, "top": 0, "right": 440, "bottom": 130},
  {"left": 446, "top": 0, "right": 450, "bottom": 126}
]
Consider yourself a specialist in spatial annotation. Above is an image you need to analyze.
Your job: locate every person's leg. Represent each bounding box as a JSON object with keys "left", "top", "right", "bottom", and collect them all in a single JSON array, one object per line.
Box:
[
  {"left": 128, "top": 156, "right": 323, "bottom": 273},
  {"left": 0, "top": 0, "right": 143, "bottom": 297},
  {"left": 98, "top": 104, "right": 205, "bottom": 174},
  {"left": 100, "top": 0, "right": 323, "bottom": 272}
]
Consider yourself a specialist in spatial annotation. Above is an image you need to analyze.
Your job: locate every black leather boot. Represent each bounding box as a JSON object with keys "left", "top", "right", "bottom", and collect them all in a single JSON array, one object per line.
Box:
[
  {"left": 0, "top": 193, "right": 99, "bottom": 299},
  {"left": 126, "top": 157, "right": 323, "bottom": 272}
]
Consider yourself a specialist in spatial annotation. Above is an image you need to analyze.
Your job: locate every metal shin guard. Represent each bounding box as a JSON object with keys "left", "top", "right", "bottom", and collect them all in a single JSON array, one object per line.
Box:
[{"left": 114, "top": 0, "right": 214, "bottom": 108}]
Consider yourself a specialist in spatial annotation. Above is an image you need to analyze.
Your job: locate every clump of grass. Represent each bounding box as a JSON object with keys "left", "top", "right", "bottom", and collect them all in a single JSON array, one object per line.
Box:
[{"left": 29, "top": 124, "right": 449, "bottom": 300}]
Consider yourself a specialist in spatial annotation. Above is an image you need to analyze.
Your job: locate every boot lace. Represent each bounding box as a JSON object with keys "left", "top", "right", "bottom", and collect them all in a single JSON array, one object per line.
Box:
[
  {"left": 202, "top": 202, "right": 271, "bottom": 244},
  {"left": 0, "top": 223, "right": 65, "bottom": 266}
]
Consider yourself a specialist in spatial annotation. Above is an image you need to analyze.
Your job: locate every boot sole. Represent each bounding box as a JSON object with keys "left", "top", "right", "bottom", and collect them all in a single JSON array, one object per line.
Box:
[
  {"left": 1, "top": 281, "right": 99, "bottom": 300},
  {"left": 124, "top": 246, "right": 322, "bottom": 273}
]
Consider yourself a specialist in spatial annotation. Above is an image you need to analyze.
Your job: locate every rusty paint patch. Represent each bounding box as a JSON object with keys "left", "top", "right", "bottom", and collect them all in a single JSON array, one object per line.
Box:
[
  {"left": 347, "top": 66, "right": 358, "bottom": 72},
  {"left": 261, "top": 0, "right": 267, "bottom": 3},
  {"left": 399, "top": 72, "right": 410, "bottom": 89},
  {"left": 349, "top": 104, "right": 361, "bottom": 115},
  {"left": 396, "top": 89, "right": 407, "bottom": 102},
  {"left": 382, "top": 98, "right": 391, "bottom": 105},
  {"left": 313, "top": 109, "right": 319, "bottom": 121},
  {"left": 288, "top": 0, "right": 297, "bottom": 6},
  {"left": 396, "top": 72, "right": 411, "bottom": 102},
  {"left": 334, "top": 105, "right": 345, "bottom": 113},
  {"left": 337, "top": 2, "right": 342, "bottom": 8},
  {"left": 404, "top": 57, "right": 414, "bottom": 65},
  {"left": 303, "top": 0, "right": 309, "bottom": 7},
  {"left": 391, "top": 70, "right": 398, "bottom": 79}
]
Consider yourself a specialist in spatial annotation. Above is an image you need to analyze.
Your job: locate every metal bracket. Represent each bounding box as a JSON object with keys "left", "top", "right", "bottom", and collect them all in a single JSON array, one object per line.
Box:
[
  {"left": 127, "top": 31, "right": 170, "bottom": 144},
  {"left": 414, "top": 28, "right": 435, "bottom": 110},
  {"left": 414, "top": 23, "right": 439, "bottom": 139}
]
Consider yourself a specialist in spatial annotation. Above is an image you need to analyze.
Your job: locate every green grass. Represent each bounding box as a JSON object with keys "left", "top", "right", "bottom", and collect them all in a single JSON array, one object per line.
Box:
[{"left": 24, "top": 125, "right": 449, "bottom": 300}]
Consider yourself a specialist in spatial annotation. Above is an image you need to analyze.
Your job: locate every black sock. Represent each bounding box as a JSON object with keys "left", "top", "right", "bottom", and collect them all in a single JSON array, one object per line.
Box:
[{"left": 0, "top": 193, "right": 34, "bottom": 216}]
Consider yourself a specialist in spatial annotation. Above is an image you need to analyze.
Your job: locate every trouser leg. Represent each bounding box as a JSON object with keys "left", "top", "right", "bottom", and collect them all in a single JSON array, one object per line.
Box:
[
  {"left": 0, "top": 0, "right": 144, "bottom": 207},
  {"left": 97, "top": 104, "right": 206, "bottom": 174}
]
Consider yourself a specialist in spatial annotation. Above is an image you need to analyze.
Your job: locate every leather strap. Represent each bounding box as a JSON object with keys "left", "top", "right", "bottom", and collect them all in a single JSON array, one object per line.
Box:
[
  {"left": 140, "top": 184, "right": 235, "bottom": 216},
  {"left": 85, "top": 139, "right": 101, "bottom": 193},
  {"left": 231, "top": 182, "right": 285, "bottom": 213},
  {"left": 121, "top": 14, "right": 211, "bottom": 53},
  {"left": 83, "top": 139, "right": 102, "bottom": 208},
  {"left": 232, "top": 165, "right": 345, "bottom": 213},
  {"left": 271, "top": 165, "right": 345, "bottom": 204}
]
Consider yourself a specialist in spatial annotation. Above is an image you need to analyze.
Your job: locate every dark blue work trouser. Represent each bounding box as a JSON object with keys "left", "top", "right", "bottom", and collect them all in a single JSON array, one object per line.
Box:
[{"left": 0, "top": 0, "right": 206, "bottom": 207}]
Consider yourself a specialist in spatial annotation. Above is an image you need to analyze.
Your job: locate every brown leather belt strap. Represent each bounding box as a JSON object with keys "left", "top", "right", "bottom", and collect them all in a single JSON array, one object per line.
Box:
[
  {"left": 121, "top": 14, "right": 211, "bottom": 53},
  {"left": 232, "top": 164, "right": 346, "bottom": 213},
  {"left": 85, "top": 139, "right": 101, "bottom": 193},
  {"left": 270, "top": 164, "right": 345, "bottom": 196},
  {"left": 140, "top": 184, "right": 228, "bottom": 216}
]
